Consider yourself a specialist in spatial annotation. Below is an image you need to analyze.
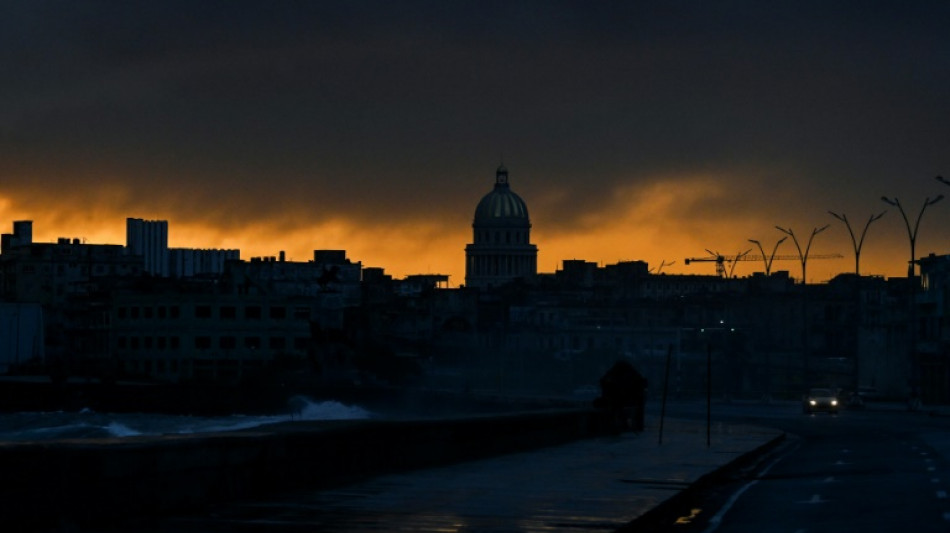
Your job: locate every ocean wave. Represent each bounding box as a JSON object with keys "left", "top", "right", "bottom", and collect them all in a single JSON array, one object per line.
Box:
[{"left": 0, "top": 396, "right": 373, "bottom": 442}]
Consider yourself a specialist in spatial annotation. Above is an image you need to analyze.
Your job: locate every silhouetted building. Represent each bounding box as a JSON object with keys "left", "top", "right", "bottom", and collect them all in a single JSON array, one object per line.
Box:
[
  {"left": 0, "top": 222, "right": 143, "bottom": 306},
  {"left": 0, "top": 221, "right": 145, "bottom": 366},
  {"left": 917, "top": 253, "right": 950, "bottom": 402},
  {"left": 0, "top": 220, "right": 33, "bottom": 253},
  {"left": 126, "top": 218, "right": 239, "bottom": 278},
  {"left": 465, "top": 166, "right": 538, "bottom": 289},
  {"left": 169, "top": 247, "right": 240, "bottom": 278},
  {"left": 126, "top": 218, "right": 169, "bottom": 277}
]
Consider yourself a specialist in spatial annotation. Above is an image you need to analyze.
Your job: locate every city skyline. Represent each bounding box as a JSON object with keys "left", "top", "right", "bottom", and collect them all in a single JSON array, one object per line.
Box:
[{"left": 1, "top": 2, "right": 949, "bottom": 285}]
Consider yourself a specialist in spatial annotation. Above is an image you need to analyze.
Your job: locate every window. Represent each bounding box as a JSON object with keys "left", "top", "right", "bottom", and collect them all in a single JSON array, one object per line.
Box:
[
  {"left": 144, "top": 307, "right": 153, "bottom": 319},
  {"left": 131, "top": 337, "right": 140, "bottom": 350},
  {"left": 294, "top": 307, "right": 310, "bottom": 319},
  {"left": 117, "top": 307, "right": 127, "bottom": 319},
  {"left": 158, "top": 306, "right": 167, "bottom": 319},
  {"left": 220, "top": 306, "right": 236, "bottom": 319},
  {"left": 170, "top": 306, "right": 180, "bottom": 319},
  {"left": 131, "top": 307, "right": 140, "bottom": 319},
  {"left": 170, "top": 337, "right": 180, "bottom": 350},
  {"left": 157, "top": 337, "right": 167, "bottom": 350},
  {"left": 117, "top": 337, "right": 127, "bottom": 349},
  {"left": 220, "top": 336, "right": 237, "bottom": 350},
  {"left": 269, "top": 337, "right": 286, "bottom": 350},
  {"left": 245, "top": 306, "right": 261, "bottom": 319},
  {"left": 245, "top": 337, "right": 262, "bottom": 350},
  {"left": 270, "top": 306, "right": 286, "bottom": 319},
  {"left": 294, "top": 337, "right": 309, "bottom": 350},
  {"left": 195, "top": 305, "right": 212, "bottom": 318},
  {"left": 144, "top": 337, "right": 153, "bottom": 349},
  {"left": 195, "top": 336, "right": 212, "bottom": 350}
]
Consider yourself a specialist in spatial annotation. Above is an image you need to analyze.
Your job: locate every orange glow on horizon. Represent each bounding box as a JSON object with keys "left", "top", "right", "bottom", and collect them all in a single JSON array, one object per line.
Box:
[{"left": 0, "top": 185, "right": 936, "bottom": 287}]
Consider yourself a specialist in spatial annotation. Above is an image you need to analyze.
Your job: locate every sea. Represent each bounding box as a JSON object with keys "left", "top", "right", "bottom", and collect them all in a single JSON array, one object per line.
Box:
[{"left": 0, "top": 396, "right": 373, "bottom": 442}]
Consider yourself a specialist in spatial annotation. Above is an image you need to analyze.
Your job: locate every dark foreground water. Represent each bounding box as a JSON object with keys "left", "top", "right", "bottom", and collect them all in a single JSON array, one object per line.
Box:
[{"left": 0, "top": 396, "right": 372, "bottom": 442}]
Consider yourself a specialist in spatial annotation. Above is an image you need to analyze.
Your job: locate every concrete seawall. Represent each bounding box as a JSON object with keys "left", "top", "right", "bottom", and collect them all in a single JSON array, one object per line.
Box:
[{"left": 0, "top": 407, "right": 637, "bottom": 529}]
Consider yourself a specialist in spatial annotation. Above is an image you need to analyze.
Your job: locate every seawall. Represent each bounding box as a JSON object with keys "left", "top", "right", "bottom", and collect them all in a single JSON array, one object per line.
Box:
[{"left": 0, "top": 407, "right": 638, "bottom": 529}]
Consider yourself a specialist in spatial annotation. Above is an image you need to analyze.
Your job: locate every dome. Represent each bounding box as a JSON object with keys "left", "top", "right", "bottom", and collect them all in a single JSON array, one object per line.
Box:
[
  {"left": 473, "top": 166, "right": 530, "bottom": 223},
  {"left": 474, "top": 187, "right": 529, "bottom": 221}
]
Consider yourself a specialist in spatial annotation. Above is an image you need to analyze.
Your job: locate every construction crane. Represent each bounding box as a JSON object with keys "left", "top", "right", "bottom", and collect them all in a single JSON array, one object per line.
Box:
[
  {"left": 683, "top": 249, "right": 750, "bottom": 278},
  {"left": 684, "top": 249, "right": 844, "bottom": 278}
]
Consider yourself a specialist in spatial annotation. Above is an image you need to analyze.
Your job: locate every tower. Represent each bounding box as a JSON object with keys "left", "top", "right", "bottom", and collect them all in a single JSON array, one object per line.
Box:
[
  {"left": 126, "top": 218, "right": 169, "bottom": 277},
  {"left": 465, "top": 165, "right": 538, "bottom": 289}
]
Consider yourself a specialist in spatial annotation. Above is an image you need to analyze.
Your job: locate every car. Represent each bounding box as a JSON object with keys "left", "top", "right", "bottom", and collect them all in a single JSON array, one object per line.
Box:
[{"left": 803, "top": 388, "right": 839, "bottom": 414}]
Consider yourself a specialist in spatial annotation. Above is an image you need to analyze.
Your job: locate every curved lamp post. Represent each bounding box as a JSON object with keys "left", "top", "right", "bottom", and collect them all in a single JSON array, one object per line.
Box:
[
  {"left": 828, "top": 210, "right": 886, "bottom": 276},
  {"left": 775, "top": 224, "right": 830, "bottom": 284},
  {"left": 651, "top": 259, "right": 676, "bottom": 274},
  {"left": 880, "top": 194, "right": 944, "bottom": 279},
  {"left": 748, "top": 236, "right": 787, "bottom": 276},
  {"left": 883, "top": 187, "right": 944, "bottom": 408}
]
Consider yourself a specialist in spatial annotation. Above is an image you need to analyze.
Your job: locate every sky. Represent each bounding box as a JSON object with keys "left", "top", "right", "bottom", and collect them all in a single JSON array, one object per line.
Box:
[{"left": 2, "top": 1, "right": 949, "bottom": 285}]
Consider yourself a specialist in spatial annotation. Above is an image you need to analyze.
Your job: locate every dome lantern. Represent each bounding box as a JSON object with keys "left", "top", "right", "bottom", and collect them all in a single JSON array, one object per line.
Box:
[{"left": 495, "top": 165, "right": 509, "bottom": 186}]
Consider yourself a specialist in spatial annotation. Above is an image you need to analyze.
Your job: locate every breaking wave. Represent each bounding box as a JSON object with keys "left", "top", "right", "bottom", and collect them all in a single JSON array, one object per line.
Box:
[{"left": 0, "top": 397, "right": 372, "bottom": 442}]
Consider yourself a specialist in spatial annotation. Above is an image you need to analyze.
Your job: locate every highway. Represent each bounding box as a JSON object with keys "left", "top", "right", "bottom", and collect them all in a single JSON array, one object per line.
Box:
[{"left": 657, "top": 401, "right": 950, "bottom": 533}]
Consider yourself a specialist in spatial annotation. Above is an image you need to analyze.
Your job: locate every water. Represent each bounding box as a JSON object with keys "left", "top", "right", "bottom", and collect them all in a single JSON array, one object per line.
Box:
[{"left": 0, "top": 396, "right": 372, "bottom": 442}]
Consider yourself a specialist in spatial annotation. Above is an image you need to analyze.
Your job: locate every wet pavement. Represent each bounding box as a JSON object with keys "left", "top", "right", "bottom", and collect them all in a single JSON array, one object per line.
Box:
[{"left": 135, "top": 417, "right": 784, "bottom": 532}]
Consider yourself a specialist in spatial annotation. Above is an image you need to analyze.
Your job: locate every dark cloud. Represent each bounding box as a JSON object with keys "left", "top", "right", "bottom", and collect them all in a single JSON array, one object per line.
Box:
[{"left": 1, "top": 1, "right": 949, "bottom": 276}]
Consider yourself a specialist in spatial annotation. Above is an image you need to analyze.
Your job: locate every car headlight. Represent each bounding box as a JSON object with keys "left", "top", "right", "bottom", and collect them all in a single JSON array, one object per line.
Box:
[
  {"left": 809, "top": 400, "right": 817, "bottom": 405},
  {"left": 831, "top": 400, "right": 837, "bottom": 406}
]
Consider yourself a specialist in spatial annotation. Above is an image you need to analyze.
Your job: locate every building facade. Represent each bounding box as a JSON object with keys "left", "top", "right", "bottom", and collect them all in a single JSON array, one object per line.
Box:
[
  {"left": 110, "top": 282, "right": 314, "bottom": 383},
  {"left": 0, "top": 302, "right": 44, "bottom": 372}
]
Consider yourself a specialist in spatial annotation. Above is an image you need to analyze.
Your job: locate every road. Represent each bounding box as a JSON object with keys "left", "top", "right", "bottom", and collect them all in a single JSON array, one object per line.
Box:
[{"left": 652, "top": 401, "right": 950, "bottom": 533}]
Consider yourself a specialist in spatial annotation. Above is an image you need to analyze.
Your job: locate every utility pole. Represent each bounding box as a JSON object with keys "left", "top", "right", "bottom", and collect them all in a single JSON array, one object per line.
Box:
[{"left": 828, "top": 210, "right": 886, "bottom": 276}]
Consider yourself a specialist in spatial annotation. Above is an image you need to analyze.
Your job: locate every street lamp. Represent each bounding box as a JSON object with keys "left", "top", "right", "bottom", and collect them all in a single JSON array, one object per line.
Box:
[
  {"left": 748, "top": 236, "right": 787, "bottom": 276},
  {"left": 775, "top": 224, "right": 830, "bottom": 284},
  {"left": 882, "top": 190, "right": 943, "bottom": 409},
  {"left": 651, "top": 259, "right": 676, "bottom": 274},
  {"left": 828, "top": 210, "right": 886, "bottom": 276},
  {"left": 880, "top": 195, "right": 944, "bottom": 279}
]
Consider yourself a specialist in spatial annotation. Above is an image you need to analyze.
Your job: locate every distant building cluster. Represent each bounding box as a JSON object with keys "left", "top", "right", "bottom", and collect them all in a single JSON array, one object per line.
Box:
[
  {"left": 1, "top": 167, "right": 949, "bottom": 405},
  {"left": 126, "top": 218, "right": 239, "bottom": 278}
]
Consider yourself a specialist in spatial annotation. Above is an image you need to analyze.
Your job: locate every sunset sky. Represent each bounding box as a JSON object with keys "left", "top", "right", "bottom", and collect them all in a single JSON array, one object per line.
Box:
[{"left": 2, "top": 1, "right": 949, "bottom": 286}]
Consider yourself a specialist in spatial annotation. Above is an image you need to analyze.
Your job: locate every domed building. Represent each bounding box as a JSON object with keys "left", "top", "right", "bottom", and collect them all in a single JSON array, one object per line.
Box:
[{"left": 464, "top": 165, "right": 538, "bottom": 289}]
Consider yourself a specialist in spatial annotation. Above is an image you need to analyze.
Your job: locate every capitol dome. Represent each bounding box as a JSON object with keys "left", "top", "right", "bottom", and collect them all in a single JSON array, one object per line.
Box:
[
  {"left": 464, "top": 165, "right": 538, "bottom": 289},
  {"left": 473, "top": 166, "right": 530, "bottom": 225}
]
